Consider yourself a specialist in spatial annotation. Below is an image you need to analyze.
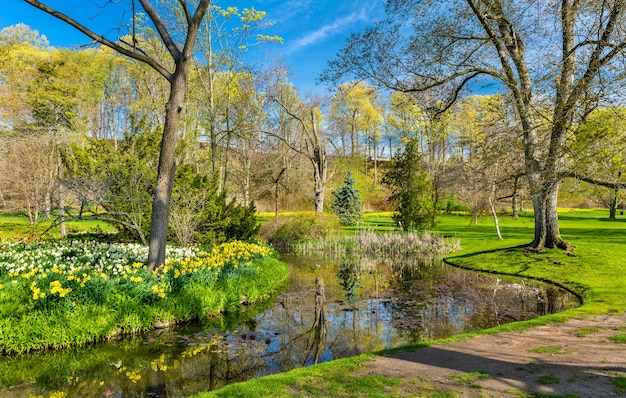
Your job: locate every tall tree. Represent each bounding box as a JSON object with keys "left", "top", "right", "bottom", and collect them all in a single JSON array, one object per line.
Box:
[
  {"left": 0, "top": 36, "right": 95, "bottom": 233},
  {"left": 454, "top": 95, "right": 523, "bottom": 234},
  {"left": 190, "top": 6, "right": 280, "bottom": 180},
  {"left": 383, "top": 138, "right": 436, "bottom": 231},
  {"left": 24, "top": 0, "right": 212, "bottom": 269},
  {"left": 0, "top": 23, "right": 49, "bottom": 48},
  {"left": 257, "top": 66, "right": 306, "bottom": 216},
  {"left": 266, "top": 75, "right": 330, "bottom": 214},
  {"left": 324, "top": 0, "right": 626, "bottom": 251},
  {"left": 23, "top": 50, "right": 86, "bottom": 236},
  {"left": 274, "top": 98, "right": 329, "bottom": 214},
  {"left": 386, "top": 91, "right": 426, "bottom": 151}
]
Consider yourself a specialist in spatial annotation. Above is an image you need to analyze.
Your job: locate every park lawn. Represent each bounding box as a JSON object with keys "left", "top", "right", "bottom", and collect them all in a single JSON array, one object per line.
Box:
[
  {"left": 196, "top": 208, "right": 626, "bottom": 398},
  {"left": 0, "top": 212, "right": 116, "bottom": 240}
]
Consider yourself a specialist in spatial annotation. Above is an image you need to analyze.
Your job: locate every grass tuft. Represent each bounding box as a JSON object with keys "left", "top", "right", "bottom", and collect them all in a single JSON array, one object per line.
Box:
[
  {"left": 528, "top": 345, "right": 572, "bottom": 355},
  {"left": 572, "top": 327, "right": 600, "bottom": 337},
  {"left": 613, "top": 376, "right": 626, "bottom": 393},
  {"left": 608, "top": 334, "right": 626, "bottom": 344},
  {"left": 537, "top": 374, "right": 560, "bottom": 385},
  {"left": 449, "top": 370, "right": 490, "bottom": 388}
]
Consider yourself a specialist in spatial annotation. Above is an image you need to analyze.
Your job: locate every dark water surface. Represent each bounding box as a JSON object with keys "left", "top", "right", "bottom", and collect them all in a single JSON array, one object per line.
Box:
[{"left": 0, "top": 256, "right": 578, "bottom": 397}]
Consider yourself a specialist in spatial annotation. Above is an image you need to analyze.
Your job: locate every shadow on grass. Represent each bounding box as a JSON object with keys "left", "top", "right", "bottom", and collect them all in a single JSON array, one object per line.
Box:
[
  {"left": 375, "top": 344, "right": 626, "bottom": 397},
  {"left": 560, "top": 227, "right": 626, "bottom": 243},
  {"left": 558, "top": 213, "right": 626, "bottom": 223}
]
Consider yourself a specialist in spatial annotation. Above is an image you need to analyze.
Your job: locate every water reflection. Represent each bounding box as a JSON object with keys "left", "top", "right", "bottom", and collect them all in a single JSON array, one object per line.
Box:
[{"left": 0, "top": 256, "right": 578, "bottom": 397}]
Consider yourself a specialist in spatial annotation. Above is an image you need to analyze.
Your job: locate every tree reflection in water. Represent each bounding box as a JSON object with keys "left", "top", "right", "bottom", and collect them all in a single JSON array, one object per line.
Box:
[{"left": 0, "top": 255, "right": 579, "bottom": 397}]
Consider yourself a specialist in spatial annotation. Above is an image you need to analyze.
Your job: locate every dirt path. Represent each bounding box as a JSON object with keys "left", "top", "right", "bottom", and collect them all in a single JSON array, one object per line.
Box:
[{"left": 356, "top": 313, "right": 626, "bottom": 397}]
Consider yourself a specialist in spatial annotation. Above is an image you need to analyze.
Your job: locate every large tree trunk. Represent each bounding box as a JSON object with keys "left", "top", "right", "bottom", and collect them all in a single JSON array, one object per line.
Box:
[
  {"left": 147, "top": 61, "right": 189, "bottom": 270},
  {"left": 23, "top": 0, "right": 212, "bottom": 271},
  {"left": 314, "top": 175, "right": 326, "bottom": 213},
  {"left": 273, "top": 168, "right": 285, "bottom": 221},
  {"left": 311, "top": 114, "right": 328, "bottom": 214},
  {"left": 609, "top": 183, "right": 619, "bottom": 220},
  {"left": 545, "top": 184, "right": 565, "bottom": 247},
  {"left": 529, "top": 182, "right": 569, "bottom": 250},
  {"left": 526, "top": 0, "right": 576, "bottom": 251}
]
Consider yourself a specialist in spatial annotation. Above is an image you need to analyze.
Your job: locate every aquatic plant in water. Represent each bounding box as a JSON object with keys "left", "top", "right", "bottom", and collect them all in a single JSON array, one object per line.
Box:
[{"left": 294, "top": 230, "right": 460, "bottom": 260}]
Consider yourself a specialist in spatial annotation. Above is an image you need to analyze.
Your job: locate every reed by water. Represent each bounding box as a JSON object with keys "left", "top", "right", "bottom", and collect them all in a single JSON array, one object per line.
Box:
[{"left": 293, "top": 230, "right": 461, "bottom": 260}]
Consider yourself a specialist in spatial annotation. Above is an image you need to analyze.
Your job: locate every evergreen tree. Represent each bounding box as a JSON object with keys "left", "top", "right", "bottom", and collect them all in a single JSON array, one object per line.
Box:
[
  {"left": 383, "top": 139, "right": 436, "bottom": 231},
  {"left": 333, "top": 171, "right": 362, "bottom": 226}
]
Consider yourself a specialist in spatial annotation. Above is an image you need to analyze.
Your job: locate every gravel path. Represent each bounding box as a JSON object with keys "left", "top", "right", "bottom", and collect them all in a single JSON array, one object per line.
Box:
[{"left": 356, "top": 313, "right": 626, "bottom": 397}]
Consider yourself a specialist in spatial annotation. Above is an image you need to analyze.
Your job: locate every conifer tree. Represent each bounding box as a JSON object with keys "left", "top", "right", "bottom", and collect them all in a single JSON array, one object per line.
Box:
[
  {"left": 384, "top": 139, "right": 436, "bottom": 231},
  {"left": 333, "top": 171, "right": 362, "bottom": 226}
]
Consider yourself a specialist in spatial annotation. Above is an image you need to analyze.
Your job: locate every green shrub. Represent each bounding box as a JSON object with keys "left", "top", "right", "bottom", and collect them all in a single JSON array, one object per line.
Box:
[
  {"left": 268, "top": 214, "right": 341, "bottom": 249},
  {"left": 609, "top": 333, "right": 626, "bottom": 344},
  {"left": 443, "top": 195, "right": 469, "bottom": 213}
]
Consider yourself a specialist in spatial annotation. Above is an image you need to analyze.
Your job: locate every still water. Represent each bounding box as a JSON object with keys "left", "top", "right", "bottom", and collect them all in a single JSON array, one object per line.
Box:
[{"left": 0, "top": 256, "right": 578, "bottom": 397}]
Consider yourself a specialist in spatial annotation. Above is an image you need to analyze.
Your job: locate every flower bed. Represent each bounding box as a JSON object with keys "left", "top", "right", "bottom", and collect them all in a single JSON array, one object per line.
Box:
[{"left": 0, "top": 239, "right": 288, "bottom": 354}]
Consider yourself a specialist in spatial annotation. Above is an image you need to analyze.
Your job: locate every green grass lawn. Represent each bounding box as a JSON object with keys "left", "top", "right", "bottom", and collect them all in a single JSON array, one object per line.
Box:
[
  {"left": 0, "top": 212, "right": 116, "bottom": 240},
  {"left": 196, "top": 208, "right": 626, "bottom": 397}
]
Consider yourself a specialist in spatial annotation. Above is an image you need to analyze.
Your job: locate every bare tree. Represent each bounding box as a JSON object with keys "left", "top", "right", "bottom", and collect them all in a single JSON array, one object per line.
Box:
[
  {"left": 24, "top": 0, "right": 212, "bottom": 269},
  {"left": 0, "top": 137, "right": 56, "bottom": 224},
  {"left": 271, "top": 96, "right": 330, "bottom": 214}
]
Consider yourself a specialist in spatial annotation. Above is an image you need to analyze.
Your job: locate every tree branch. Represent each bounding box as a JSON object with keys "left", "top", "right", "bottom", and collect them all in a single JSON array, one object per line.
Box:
[
  {"left": 178, "top": 0, "right": 193, "bottom": 26},
  {"left": 23, "top": 0, "right": 173, "bottom": 80},
  {"left": 566, "top": 173, "right": 626, "bottom": 190},
  {"left": 137, "top": 0, "right": 181, "bottom": 61}
]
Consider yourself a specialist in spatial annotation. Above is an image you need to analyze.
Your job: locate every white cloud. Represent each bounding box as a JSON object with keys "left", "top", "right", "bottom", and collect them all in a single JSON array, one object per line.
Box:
[
  {"left": 287, "top": 4, "right": 374, "bottom": 54},
  {"left": 270, "top": 0, "right": 313, "bottom": 23}
]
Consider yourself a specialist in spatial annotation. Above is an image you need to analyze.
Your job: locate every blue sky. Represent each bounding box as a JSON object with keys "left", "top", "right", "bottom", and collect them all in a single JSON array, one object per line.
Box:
[{"left": 0, "top": 0, "right": 385, "bottom": 92}]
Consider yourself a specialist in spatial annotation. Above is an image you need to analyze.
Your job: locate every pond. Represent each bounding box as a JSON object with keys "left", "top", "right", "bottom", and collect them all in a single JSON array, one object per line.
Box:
[{"left": 0, "top": 255, "right": 579, "bottom": 397}]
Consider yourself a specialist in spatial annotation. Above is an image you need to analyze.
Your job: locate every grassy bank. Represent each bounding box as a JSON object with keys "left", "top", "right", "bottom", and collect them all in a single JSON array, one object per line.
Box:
[
  {"left": 196, "top": 209, "right": 626, "bottom": 397},
  {"left": 0, "top": 238, "right": 289, "bottom": 354},
  {"left": 434, "top": 209, "right": 626, "bottom": 315}
]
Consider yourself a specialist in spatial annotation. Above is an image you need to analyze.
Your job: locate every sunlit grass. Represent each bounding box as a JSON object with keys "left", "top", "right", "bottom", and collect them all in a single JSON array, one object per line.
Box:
[
  {"left": 440, "top": 209, "right": 626, "bottom": 315},
  {"left": 0, "top": 212, "right": 115, "bottom": 240},
  {"left": 572, "top": 327, "right": 600, "bottom": 337},
  {"left": 193, "top": 354, "right": 405, "bottom": 398},
  {"left": 609, "top": 334, "right": 626, "bottom": 344},
  {"left": 528, "top": 345, "right": 572, "bottom": 355}
]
